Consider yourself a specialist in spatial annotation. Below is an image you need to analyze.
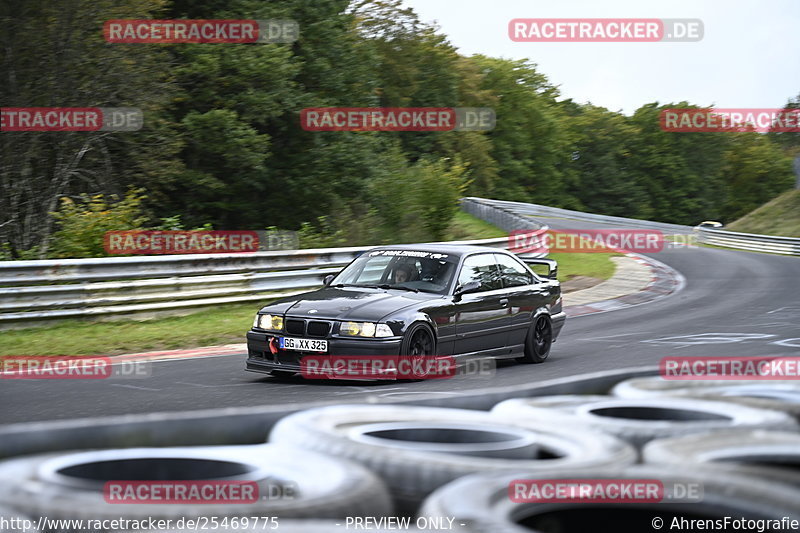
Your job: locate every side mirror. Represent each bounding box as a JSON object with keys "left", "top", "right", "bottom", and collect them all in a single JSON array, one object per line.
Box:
[
  {"left": 454, "top": 280, "right": 481, "bottom": 300},
  {"left": 323, "top": 274, "right": 335, "bottom": 287},
  {"left": 520, "top": 257, "right": 558, "bottom": 280}
]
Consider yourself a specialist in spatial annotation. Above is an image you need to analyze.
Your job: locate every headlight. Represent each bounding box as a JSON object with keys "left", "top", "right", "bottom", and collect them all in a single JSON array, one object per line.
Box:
[
  {"left": 256, "top": 314, "right": 283, "bottom": 331},
  {"left": 361, "top": 322, "right": 376, "bottom": 337},
  {"left": 340, "top": 322, "right": 394, "bottom": 338},
  {"left": 375, "top": 324, "right": 394, "bottom": 338},
  {"left": 340, "top": 321, "right": 364, "bottom": 336}
]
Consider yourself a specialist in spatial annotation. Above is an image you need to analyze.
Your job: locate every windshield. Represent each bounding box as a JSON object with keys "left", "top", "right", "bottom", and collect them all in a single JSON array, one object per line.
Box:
[{"left": 332, "top": 250, "right": 458, "bottom": 294}]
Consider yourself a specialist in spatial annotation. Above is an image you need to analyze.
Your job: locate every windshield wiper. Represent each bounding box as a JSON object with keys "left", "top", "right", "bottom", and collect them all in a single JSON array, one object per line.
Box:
[
  {"left": 377, "top": 284, "right": 419, "bottom": 293},
  {"left": 335, "top": 283, "right": 421, "bottom": 293}
]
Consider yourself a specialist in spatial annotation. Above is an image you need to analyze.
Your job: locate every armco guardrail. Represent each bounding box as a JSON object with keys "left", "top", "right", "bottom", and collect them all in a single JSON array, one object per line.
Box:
[
  {"left": 0, "top": 232, "right": 544, "bottom": 330},
  {"left": 465, "top": 197, "right": 694, "bottom": 234},
  {"left": 465, "top": 196, "right": 800, "bottom": 256},
  {"left": 697, "top": 227, "right": 800, "bottom": 255},
  {"left": 460, "top": 197, "right": 541, "bottom": 232}
]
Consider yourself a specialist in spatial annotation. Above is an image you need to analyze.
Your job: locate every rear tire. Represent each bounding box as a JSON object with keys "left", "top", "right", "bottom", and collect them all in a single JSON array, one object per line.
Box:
[{"left": 516, "top": 314, "right": 552, "bottom": 364}]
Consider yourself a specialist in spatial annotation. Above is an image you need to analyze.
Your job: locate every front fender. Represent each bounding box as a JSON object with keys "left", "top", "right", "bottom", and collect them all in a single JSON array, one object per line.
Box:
[{"left": 384, "top": 311, "right": 437, "bottom": 340}]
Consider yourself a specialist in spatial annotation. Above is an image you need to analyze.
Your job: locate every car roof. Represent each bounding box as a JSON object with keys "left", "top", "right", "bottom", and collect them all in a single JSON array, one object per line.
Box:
[{"left": 366, "top": 243, "right": 510, "bottom": 257}]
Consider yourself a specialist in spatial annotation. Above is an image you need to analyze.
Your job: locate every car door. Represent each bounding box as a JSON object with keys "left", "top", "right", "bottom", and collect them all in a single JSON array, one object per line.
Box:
[
  {"left": 494, "top": 252, "right": 548, "bottom": 351},
  {"left": 452, "top": 253, "right": 511, "bottom": 356}
]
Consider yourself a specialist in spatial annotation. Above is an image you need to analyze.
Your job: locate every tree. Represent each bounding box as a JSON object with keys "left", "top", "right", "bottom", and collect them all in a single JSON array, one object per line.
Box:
[
  {"left": 768, "top": 93, "right": 800, "bottom": 156},
  {"left": 469, "top": 56, "right": 575, "bottom": 207},
  {"left": 561, "top": 103, "right": 650, "bottom": 217},
  {"left": 0, "top": 0, "right": 180, "bottom": 257},
  {"left": 720, "top": 133, "right": 795, "bottom": 221},
  {"left": 627, "top": 103, "right": 730, "bottom": 223}
]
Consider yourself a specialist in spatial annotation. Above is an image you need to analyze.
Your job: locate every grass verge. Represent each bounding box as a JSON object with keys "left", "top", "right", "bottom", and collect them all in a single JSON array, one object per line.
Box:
[
  {"left": 547, "top": 252, "right": 621, "bottom": 282},
  {"left": 725, "top": 189, "right": 800, "bottom": 237},
  {"left": 0, "top": 303, "right": 258, "bottom": 356},
  {"left": 444, "top": 210, "right": 507, "bottom": 240}
]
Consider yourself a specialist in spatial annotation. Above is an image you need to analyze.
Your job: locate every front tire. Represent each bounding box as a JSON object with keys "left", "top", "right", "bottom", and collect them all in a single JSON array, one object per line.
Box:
[
  {"left": 399, "top": 322, "right": 436, "bottom": 379},
  {"left": 516, "top": 314, "right": 552, "bottom": 364}
]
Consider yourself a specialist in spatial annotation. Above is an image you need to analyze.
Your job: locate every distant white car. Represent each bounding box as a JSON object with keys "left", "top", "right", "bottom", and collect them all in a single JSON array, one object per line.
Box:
[{"left": 697, "top": 221, "right": 723, "bottom": 228}]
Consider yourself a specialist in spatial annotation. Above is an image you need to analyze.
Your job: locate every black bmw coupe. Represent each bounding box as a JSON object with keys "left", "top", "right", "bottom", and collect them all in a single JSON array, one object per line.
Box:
[{"left": 245, "top": 244, "right": 566, "bottom": 377}]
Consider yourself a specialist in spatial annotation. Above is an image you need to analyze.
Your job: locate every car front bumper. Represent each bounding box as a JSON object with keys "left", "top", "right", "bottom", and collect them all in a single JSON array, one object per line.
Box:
[{"left": 245, "top": 330, "right": 403, "bottom": 375}]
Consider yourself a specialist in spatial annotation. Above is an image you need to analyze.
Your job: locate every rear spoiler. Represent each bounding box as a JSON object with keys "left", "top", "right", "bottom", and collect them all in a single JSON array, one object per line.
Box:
[{"left": 520, "top": 257, "right": 558, "bottom": 280}]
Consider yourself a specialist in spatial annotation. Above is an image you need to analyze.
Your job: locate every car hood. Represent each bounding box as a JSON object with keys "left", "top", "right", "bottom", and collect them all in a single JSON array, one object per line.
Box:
[{"left": 260, "top": 287, "right": 436, "bottom": 322}]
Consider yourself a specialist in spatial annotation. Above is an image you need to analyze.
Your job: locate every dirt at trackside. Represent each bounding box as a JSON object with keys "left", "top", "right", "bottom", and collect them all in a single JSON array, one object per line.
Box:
[{"left": 561, "top": 275, "right": 603, "bottom": 293}]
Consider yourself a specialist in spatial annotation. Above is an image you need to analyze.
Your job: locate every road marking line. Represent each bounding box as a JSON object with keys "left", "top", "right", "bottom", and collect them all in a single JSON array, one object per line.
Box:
[{"left": 110, "top": 384, "right": 161, "bottom": 391}]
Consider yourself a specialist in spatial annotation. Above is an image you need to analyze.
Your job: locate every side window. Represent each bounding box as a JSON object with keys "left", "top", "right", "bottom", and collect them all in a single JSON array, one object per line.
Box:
[
  {"left": 494, "top": 253, "right": 534, "bottom": 288},
  {"left": 457, "top": 254, "right": 502, "bottom": 292}
]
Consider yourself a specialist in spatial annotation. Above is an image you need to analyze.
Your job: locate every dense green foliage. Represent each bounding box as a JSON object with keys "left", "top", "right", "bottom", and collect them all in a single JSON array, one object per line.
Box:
[{"left": 1, "top": 0, "right": 797, "bottom": 258}]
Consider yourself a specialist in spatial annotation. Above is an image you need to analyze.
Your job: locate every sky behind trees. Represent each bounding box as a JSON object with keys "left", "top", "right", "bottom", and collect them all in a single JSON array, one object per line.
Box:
[{"left": 403, "top": 0, "right": 800, "bottom": 115}]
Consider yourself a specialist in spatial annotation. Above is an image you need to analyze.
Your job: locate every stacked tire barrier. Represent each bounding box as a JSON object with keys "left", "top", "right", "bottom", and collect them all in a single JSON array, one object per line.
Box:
[
  {"left": 0, "top": 445, "right": 392, "bottom": 524},
  {"left": 420, "top": 466, "right": 800, "bottom": 533},
  {"left": 490, "top": 395, "right": 797, "bottom": 448},
  {"left": 612, "top": 377, "right": 800, "bottom": 421},
  {"left": 642, "top": 430, "right": 800, "bottom": 488},
  {"left": 268, "top": 405, "right": 637, "bottom": 514},
  {"left": 2, "top": 371, "right": 800, "bottom": 531}
]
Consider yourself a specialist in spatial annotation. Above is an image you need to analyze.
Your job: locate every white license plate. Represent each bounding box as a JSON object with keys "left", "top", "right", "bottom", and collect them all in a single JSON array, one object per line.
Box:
[{"left": 279, "top": 337, "right": 328, "bottom": 352}]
